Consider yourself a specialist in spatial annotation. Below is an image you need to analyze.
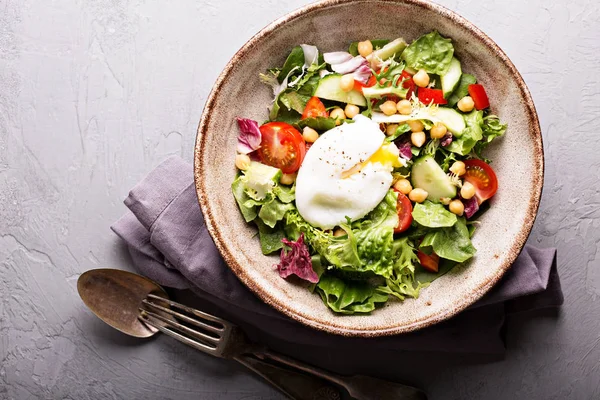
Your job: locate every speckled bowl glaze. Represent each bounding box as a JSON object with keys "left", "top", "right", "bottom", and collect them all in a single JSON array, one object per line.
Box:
[{"left": 195, "top": 0, "right": 543, "bottom": 336}]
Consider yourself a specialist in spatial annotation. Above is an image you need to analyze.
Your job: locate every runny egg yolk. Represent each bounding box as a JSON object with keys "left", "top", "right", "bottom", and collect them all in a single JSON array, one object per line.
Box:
[{"left": 342, "top": 142, "right": 402, "bottom": 179}]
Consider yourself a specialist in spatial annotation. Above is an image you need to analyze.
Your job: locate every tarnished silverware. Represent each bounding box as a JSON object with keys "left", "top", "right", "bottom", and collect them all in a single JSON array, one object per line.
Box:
[{"left": 78, "top": 268, "right": 427, "bottom": 400}]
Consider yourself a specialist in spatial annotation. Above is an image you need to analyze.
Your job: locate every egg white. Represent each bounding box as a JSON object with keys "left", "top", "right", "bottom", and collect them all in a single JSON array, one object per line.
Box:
[{"left": 295, "top": 115, "right": 398, "bottom": 229}]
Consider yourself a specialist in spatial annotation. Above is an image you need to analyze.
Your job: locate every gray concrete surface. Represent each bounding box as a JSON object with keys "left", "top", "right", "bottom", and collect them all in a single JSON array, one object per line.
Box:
[{"left": 1, "top": 0, "right": 599, "bottom": 399}]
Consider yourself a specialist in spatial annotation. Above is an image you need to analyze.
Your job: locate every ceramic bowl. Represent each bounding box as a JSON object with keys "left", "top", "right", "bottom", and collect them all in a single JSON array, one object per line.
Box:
[{"left": 194, "top": 0, "right": 543, "bottom": 336}]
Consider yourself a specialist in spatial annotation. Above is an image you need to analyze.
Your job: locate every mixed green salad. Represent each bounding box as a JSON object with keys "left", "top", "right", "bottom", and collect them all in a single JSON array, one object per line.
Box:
[{"left": 232, "top": 31, "right": 506, "bottom": 314}]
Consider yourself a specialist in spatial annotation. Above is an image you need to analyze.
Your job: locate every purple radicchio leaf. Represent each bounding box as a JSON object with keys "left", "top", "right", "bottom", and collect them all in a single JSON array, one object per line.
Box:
[
  {"left": 236, "top": 118, "right": 261, "bottom": 154},
  {"left": 395, "top": 136, "right": 413, "bottom": 160},
  {"left": 462, "top": 196, "right": 480, "bottom": 219},
  {"left": 323, "top": 51, "right": 353, "bottom": 65},
  {"left": 352, "top": 64, "right": 372, "bottom": 84},
  {"left": 276, "top": 234, "right": 318, "bottom": 283},
  {"left": 441, "top": 132, "right": 453, "bottom": 147},
  {"left": 331, "top": 55, "right": 368, "bottom": 74}
]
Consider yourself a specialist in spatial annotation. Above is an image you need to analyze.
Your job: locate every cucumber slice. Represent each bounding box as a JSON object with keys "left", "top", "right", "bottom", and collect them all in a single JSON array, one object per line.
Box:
[
  {"left": 313, "top": 74, "right": 367, "bottom": 106},
  {"left": 433, "top": 107, "right": 465, "bottom": 136},
  {"left": 366, "top": 38, "right": 408, "bottom": 67},
  {"left": 371, "top": 107, "right": 465, "bottom": 136},
  {"left": 441, "top": 58, "right": 462, "bottom": 98},
  {"left": 411, "top": 156, "right": 456, "bottom": 202}
]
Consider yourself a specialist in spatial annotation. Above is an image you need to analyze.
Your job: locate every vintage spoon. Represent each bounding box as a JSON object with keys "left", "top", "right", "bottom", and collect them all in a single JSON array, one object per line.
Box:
[{"left": 77, "top": 268, "right": 427, "bottom": 400}]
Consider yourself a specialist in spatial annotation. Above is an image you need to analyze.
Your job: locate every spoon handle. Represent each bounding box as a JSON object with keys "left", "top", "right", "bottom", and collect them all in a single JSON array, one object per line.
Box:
[{"left": 235, "top": 354, "right": 342, "bottom": 400}]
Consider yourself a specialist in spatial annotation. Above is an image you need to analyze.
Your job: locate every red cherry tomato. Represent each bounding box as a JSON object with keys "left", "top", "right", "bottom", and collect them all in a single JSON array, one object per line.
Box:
[
  {"left": 393, "top": 189, "right": 413, "bottom": 233},
  {"left": 467, "top": 84, "right": 490, "bottom": 110},
  {"left": 258, "top": 122, "right": 306, "bottom": 174},
  {"left": 463, "top": 159, "right": 498, "bottom": 204},
  {"left": 417, "top": 87, "right": 447, "bottom": 105},
  {"left": 301, "top": 96, "right": 329, "bottom": 119},
  {"left": 417, "top": 250, "right": 440, "bottom": 273}
]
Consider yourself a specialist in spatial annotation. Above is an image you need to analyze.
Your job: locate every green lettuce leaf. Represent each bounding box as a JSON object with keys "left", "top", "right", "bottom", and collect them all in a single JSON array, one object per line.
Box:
[
  {"left": 231, "top": 176, "right": 258, "bottom": 222},
  {"left": 279, "top": 91, "right": 311, "bottom": 114},
  {"left": 384, "top": 123, "right": 411, "bottom": 142},
  {"left": 255, "top": 219, "right": 286, "bottom": 255},
  {"left": 316, "top": 274, "right": 388, "bottom": 314},
  {"left": 447, "top": 73, "right": 476, "bottom": 107},
  {"left": 412, "top": 201, "right": 458, "bottom": 228},
  {"left": 415, "top": 258, "right": 458, "bottom": 284},
  {"left": 420, "top": 217, "right": 476, "bottom": 262},
  {"left": 279, "top": 46, "right": 305, "bottom": 83},
  {"left": 296, "top": 116, "right": 337, "bottom": 132},
  {"left": 447, "top": 110, "right": 483, "bottom": 155},
  {"left": 402, "top": 31, "right": 454, "bottom": 75},
  {"left": 258, "top": 198, "right": 295, "bottom": 228}
]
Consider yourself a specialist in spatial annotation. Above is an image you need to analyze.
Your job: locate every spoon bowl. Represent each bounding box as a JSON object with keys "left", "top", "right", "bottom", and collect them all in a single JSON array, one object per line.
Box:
[{"left": 77, "top": 268, "right": 169, "bottom": 338}]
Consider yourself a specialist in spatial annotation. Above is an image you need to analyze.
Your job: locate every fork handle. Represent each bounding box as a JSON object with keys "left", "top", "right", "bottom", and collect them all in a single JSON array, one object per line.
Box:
[
  {"left": 234, "top": 354, "right": 342, "bottom": 400},
  {"left": 261, "top": 350, "right": 427, "bottom": 400}
]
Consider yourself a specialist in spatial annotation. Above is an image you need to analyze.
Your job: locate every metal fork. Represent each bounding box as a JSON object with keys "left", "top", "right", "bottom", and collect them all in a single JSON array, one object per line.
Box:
[{"left": 138, "top": 294, "right": 427, "bottom": 400}]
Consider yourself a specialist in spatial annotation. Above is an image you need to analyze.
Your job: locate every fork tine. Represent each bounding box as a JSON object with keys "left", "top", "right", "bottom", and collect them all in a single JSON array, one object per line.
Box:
[
  {"left": 147, "top": 294, "right": 228, "bottom": 327},
  {"left": 142, "top": 298, "right": 223, "bottom": 335},
  {"left": 139, "top": 314, "right": 218, "bottom": 355},
  {"left": 139, "top": 308, "right": 221, "bottom": 346}
]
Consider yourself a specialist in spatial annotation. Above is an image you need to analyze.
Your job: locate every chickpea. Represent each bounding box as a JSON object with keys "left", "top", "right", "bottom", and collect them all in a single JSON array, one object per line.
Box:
[
  {"left": 302, "top": 126, "right": 319, "bottom": 143},
  {"left": 235, "top": 153, "right": 251, "bottom": 170},
  {"left": 409, "top": 188, "right": 428, "bottom": 203},
  {"left": 440, "top": 197, "right": 451, "bottom": 205},
  {"left": 457, "top": 96, "right": 475, "bottom": 112},
  {"left": 380, "top": 100, "right": 397, "bottom": 116},
  {"left": 407, "top": 119, "right": 424, "bottom": 132},
  {"left": 411, "top": 131, "right": 426, "bottom": 147},
  {"left": 413, "top": 69, "right": 430, "bottom": 88},
  {"left": 333, "top": 227, "right": 346, "bottom": 237},
  {"left": 357, "top": 40, "right": 373, "bottom": 57},
  {"left": 449, "top": 199, "right": 465, "bottom": 216},
  {"left": 461, "top": 181, "right": 476, "bottom": 200},
  {"left": 430, "top": 122, "right": 448, "bottom": 139},
  {"left": 280, "top": 173, "right": 297, "bottom": 185},
  {"left": 344, "top": 103, "right": 360, "bottom": 119},
  {"left": 396, "top": 99, "right": 412, "bottom": 115},
  {"left": 385, "top": 124, "right": 399, "bottom": 136},
  {"left": 449, "top": 161, "right": 466, "bottom": 176},
  {"left": 330, "top": 107, "right": 346, "bottom": 124},
  {"left": 340, "top": 74, "right": 355, "bottom": 92},
  {"left": 393, "top": 178, "right": 412, "bottom": 195}
]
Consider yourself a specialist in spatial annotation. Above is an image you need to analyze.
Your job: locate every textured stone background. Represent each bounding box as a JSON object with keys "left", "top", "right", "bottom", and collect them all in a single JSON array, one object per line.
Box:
[{"left": 1, "top": 0, "right": 599, "bottom": 399}]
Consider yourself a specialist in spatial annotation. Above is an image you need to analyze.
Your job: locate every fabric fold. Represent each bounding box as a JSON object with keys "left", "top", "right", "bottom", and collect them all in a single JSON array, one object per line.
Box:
[{"left": 111, "top": 156, "right": 563, "bottom": 355}]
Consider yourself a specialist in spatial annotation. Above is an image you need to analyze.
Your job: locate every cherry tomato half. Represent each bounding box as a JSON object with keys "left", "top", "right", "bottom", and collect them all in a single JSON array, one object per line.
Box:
[
  {"left": 258, "top": 122, "right": 306, "bottom": 174},
  {"left": 393, "top": 189, "right": 413, "bottom": 233},
  {"left": 463, "top": 159, "right": 498, "bottom": 204},
  {"left": 302, "top": 96, "right": 329, "bottom": 120},
  {"left": 417, "top": 250, "right": 440, "bottom": 273}
]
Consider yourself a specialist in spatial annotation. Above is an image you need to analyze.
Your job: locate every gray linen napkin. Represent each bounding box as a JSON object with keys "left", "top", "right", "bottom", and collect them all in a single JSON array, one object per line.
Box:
[{"left": 112, "top": 156, "right": 563, "bottom": 355}]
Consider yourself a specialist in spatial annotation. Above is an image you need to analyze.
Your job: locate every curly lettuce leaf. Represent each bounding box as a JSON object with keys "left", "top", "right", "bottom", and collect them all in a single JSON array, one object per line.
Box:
[
  {"left": 316, "top": 274, "right": 388, "bottom": 314},
  {"left": 420, "top": 217, "right": 476, "bottom": 263},
  {"left": 377, "top": 237, "right": 426, "bottom": 300},
  {"left": 473, "top": 115, "right": 507, "bottom": 161},
  {"left": 402, "top": 31, "right": 454, "bottom": 75},
  {"left": 412, "top": 201, "right": 458, "bottom": 228},
  {"left": 446, "top": 110, "right": 483, "bottom": 155}
]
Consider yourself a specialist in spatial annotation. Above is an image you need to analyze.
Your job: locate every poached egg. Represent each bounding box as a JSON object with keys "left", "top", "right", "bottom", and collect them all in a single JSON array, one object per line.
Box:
[{"left": 295, "top": 115, "right": 403, "bottom": 229}]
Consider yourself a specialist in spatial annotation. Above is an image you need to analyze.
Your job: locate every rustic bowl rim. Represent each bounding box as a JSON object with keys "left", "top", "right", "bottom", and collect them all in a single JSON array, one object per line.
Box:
[{"left": 194, "top": 0, "right": 544, "bottom": 336}]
